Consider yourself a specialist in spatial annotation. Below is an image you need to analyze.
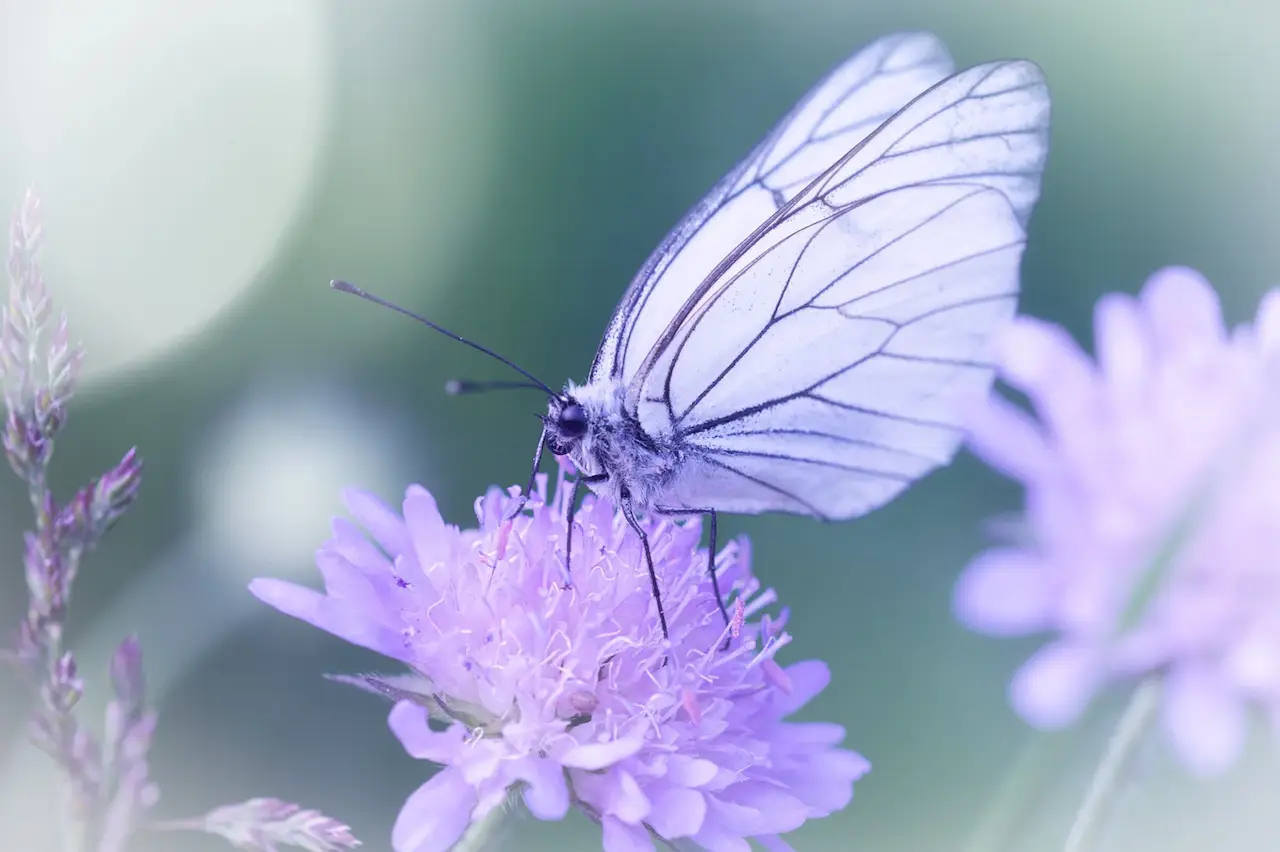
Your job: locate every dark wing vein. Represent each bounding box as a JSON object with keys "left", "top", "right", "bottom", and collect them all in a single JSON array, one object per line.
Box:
[
  {"left": 700, "top": 447, "right": 916, "bottom": 480},
  {"left": 629, "top": 62, "right": 1039, "bottom": 404},
  {"left": 705, "top": 427, "right": 941, "bottom": 462},
  {"left": 592, "top": 35, "right": 954, "bottom": 384},
  {"left": 700, "top": 456, "right": 826, "bottom": 516}
]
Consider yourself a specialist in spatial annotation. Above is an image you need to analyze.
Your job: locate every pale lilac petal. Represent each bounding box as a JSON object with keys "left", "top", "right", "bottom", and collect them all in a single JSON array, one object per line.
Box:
[
  {"left": 403, "top": 487, "right": 450, "bottom": 569},
  {"left": 388, "top": 702, "right": 465, "bottom": 762},
  {"left": 1223, "top": 630, "right": 1280, "bottom": 694},
  {"left": 827, "top": 748, "right": 872, "bottom": 781},
  {"left": 720, "top": 784, "right": 808, "bottom": 833},
  {"left": 964, "top": 393, "right": 1052, "bottom": 481},
  {"left": 1162, "top": 666, "right": 1247, "bottom": 775},
  {"left": 998, "top": 318, "right": 1094, "bottom": 415},
  {"left": 510, "top": 756, "right": 570, "bottom": 820},
  {"left": 954, "top": 549, "right": 1052, "bottom": 636},
  {"left": 1139, "top": 266, "right": 1224, "bottom": 355},
  {"left": 249, "top": 578, "right": 324, "bottom": 622},
  {"left": 1254, "top": 289, "right": 1280, "bottom": 353},
  {"left": 560, "top": 738, "right": 645, "bottom": 770},
  {"left": 392, "top": 770, "right": 476, "bottom": 852},
  {"left": 610, "top": 770, "right": 651, "bottom": 824},
  {"left": 773, "top": 661, "right": 829, "bottom": 714},
  {"left": 328, "top": 516, "right": 392, "bottom": 572},
  {"left": 665, "top": 756, "right": 718, "bottom": 787},
  {"left": 1093, "top": 292, "right": 1152, "bottom": 392},
  {"left": 314, "top": 551, "right": 391, "bottom": 609},
  {"left": 646, "top": 786, "right": 706, "bottom": 838},
  {"left": 248, "top": 578, "right": 405, "bottom": 658},
  {"left": 1010, "top": 642, "right": 1102, "bottom": 729},
  {"left": 692, "top": 822, "right": 753, "bottom": 852},
  {"left": 759, "top": 836, "right": 797, "bottom": 852},
  {"left": 342, "top": 487, "right": 413, "bottom": 556},
  {"left": 602, "top": 816, "right": 655, "bottom": 852},
  {"left": 770, "top": 721, "right": 846, "bottom": 747}
]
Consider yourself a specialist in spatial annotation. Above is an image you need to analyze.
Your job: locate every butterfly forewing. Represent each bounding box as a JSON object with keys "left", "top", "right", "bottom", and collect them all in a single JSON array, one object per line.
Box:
[
  {"left": 635, "top": 59, "right": 1050, "bottom": 519},
  {"left": 588, "top": 32, "right": 956, "bottom": 388}
]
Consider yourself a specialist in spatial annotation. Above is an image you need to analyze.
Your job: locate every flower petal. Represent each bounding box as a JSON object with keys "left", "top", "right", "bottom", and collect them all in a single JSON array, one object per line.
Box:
[
  {"left": 1253, "top": 288, "right": 1280, "bottom": 354},
  {"left": 1010, "top": 641, "right": 1102, "bottom": 729},
  {"left": 1139, "top": 266, "right": 1224, "bottom": 356},
  {"left": 954, "top": 549, "right": 1052, "bottom": 636},
  {"left": 392, "top": 768, "right": 476, "bottom": 852},
  {"left": 998, "top": 317, "right": 1094, "bottom": 412},
  {"left": 560, "top": 737, "right": 645, "bottom": 770},
  {"left": 646, "top": 786, "right": 706, "bottom": 839},
  {"left": 1093, "top": 292, "right": 1152, "bottom": 392},
  {"left": 964, "top": 393, "right": 1052, "bottom": 482},
  {"left": 774, "top": 660, "right": 829, "bottom": 715},
  {"left": 602, "top": 815, "right": 655, "bottom": 852},
  {"left": 343, "top": 487, "right": 412, "bottom": 557},
  {"left": 328, "top": 516, "right": 392, "bottom": 572},
  {"left": 720, "top": 783, "right": 809, "bottom": 834},
  {"left": 611, "top": 769, "right": 651, "bottom": 824},
  {"left": 692, "top": 822, "right": 753, "bottom": 852},
  {"left": 389, "top": 702, "right": 465, "bottom": 762},
  {"left": 403, "top": 486, "right": 451, "bottom": 571},
  {"left": 1162, "top": 666, "right": 1246, "bottom": 775},
  {"left": 248, "top": 577, "right": 406, "bottom": 658},
  {"left": 504, "top": 756, "right": 567, "bottom": 820},
  {"left": 665, "top": 755, "right": 719, "bottom": 787}
]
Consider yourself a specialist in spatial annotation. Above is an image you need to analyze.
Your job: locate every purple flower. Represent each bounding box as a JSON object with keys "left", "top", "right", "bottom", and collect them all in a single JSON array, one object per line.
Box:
[
  {"left": 153, "top": 798, "right": 362, "bottom": 852},
  {"left": 252, "top": 463, "right": 867, "bottom": 852},
  {"left": 955, "top": 266, "right": 1280, "bottom": 774}
]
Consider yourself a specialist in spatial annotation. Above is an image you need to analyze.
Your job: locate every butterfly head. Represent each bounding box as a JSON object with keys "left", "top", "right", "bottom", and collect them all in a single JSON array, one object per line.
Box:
[{"left": 543, "top": 395, "right": 589, "bottom": 456}]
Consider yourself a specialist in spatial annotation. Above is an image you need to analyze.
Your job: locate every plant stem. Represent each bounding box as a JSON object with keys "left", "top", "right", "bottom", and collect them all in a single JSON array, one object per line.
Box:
[
  {"left": 1062, "top": 678, "right": 1161, "bottom": 852},
  {"left": 959, "top": 726, "right": 1071, "bottom": 852}
]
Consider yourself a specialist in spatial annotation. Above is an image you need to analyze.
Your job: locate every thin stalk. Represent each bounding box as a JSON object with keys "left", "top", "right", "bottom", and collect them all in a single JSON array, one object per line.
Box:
[{"left": 1062, "top": 678, "right": 1161, "bottom": 852}]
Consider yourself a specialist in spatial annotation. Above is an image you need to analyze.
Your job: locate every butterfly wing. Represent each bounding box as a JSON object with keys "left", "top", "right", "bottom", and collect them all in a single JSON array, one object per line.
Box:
[
  {"left": 588, "top": 31, "right": 956, "bottom": 385},
  {"left": 643, "top": 60, "right": 1052, "bottom": 519}
]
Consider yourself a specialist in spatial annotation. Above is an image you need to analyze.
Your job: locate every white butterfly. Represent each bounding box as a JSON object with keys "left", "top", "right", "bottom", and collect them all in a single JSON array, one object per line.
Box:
[{"left": 337, "top": 32, "right": 1051, "bottom": 637}]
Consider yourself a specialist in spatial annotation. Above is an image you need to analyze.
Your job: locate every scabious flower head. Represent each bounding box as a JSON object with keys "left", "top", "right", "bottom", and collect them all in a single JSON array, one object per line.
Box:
[
  {"left": 252, "top": 462, "right": 867, "bottom": 852},
  {"left": 955, "top": 266, "right": 1280, "bottom": 774}
]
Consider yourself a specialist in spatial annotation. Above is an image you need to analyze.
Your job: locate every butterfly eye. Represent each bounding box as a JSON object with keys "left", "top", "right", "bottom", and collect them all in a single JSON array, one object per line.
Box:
[{"left": 558, "top": 403, "right": 588, "bottom": 439}]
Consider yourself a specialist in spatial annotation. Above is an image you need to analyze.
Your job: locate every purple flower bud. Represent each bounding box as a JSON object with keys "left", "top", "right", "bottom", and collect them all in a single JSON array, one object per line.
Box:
[
  {"left": 2, "top": 409, "right": 45, "bottom": 478},
  {"left": 109, "top": 635, "right": 145, "bottom": 710},
  {"left": 159, "top": 798, "right": 362, "bottom": 852},
  {"left": 87, "top": 448, "right": 142, "bottom": 540},
  {"left": 119, "top": 711, "right": 157, "bottom": 762},
  {"left": 23, "top": 531, "right": 53, "bottom": 613},
  {"left": 55, "top": 652, "right": 81, "bottom": 700},
  {"left": 13, "top": 619, "right": 41, "bottom": 668},
  {"left": 1, "top": 189, "right": 79, "bottom": 460}
]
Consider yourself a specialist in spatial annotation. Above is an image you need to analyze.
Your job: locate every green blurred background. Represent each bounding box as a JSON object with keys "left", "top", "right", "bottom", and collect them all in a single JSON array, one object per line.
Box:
[{"left": 1, "top": 1, "right": 1278, "bottom": 850}]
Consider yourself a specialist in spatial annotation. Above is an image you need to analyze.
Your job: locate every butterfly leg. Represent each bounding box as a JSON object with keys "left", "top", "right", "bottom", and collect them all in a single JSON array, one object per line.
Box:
[
  {"left": 562, "top": 472, "right": 608, "bottom": 588},
  {"left": 505, "top": 424, "right": 548, "bottom": 522},
  {"left": 655, "top": 507, "right": 729, "bottom": 628},
  {"left": 619, "top": 489, "right": 671, "bottom": 641}
]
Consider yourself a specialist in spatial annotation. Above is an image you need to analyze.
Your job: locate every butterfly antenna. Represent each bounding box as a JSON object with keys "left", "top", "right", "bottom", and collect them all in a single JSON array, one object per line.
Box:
[
  {"left": 331, "top": 279, "right": 562, "bottom": 400},
  {"left": 445, "top": 378, "right": 549, "bottom": 396}
]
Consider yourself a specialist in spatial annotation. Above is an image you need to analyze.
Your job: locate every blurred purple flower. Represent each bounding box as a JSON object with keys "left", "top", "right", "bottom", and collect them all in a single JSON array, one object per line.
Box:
[
  {"left": 955, "top": 265, "right": 1280, "bottom": 774},
  {"left": 154, "top": 798, "right": 361, "bottom": 852},
  {"left": 2, "top": 188, "right": 360, "bottom": 852},
  {"left": 252, "top": 464, "right": 867, "bottom": 852}
]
